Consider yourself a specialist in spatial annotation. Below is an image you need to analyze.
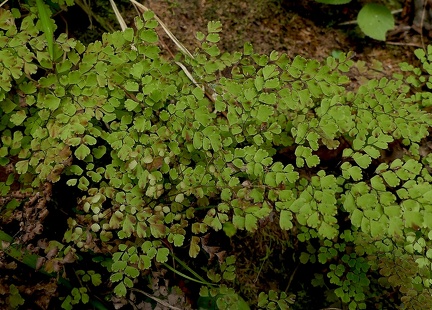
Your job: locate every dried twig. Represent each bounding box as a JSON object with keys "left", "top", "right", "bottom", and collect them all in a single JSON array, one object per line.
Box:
[
  {"left": 285, "top": 263, "right": 299, "bottom": 292},
  {"left": 386, "top": 41, "right": 424, "bottom": 47},
  {"left": 109, "top": 0, "right": 127, "bottom": 31},
  {"left": 420, "top": 0, "right": 427, "bottom": 51}
]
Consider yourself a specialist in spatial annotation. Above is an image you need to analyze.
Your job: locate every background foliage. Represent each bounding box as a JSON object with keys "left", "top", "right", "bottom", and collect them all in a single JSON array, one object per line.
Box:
[
  {"left": 314, "top": 0, "right": 396, "bottom": 40},
  {"left": 1, "top": 2, "right": 432, "bottom": 309}
]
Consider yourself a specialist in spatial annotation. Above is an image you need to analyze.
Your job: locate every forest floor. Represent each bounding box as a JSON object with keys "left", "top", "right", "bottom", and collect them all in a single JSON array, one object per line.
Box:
[{"left": 136, "top": 0, "right": 426, "bottom": 81}]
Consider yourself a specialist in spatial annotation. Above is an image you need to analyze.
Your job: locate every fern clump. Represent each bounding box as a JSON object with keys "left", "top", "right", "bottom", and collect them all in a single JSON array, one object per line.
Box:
[{"left": 1, "top": 6, "right": 432, "bottom": 309}]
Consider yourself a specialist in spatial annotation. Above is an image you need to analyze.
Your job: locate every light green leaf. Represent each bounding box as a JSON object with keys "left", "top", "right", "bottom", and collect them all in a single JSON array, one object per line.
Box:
[
  {"left": 381, "top": 171, "right": 400, "bottom": 187},
  {"left": 203, "top": 127, "right": 222, "bottom": 151},
  {"left": 341, "top": 162, "right": 363, "bottom": 181},
  {"left": 83, "top": 135, "right": 96, "bottom": 145},
  {"left": 244, "top": 42, "right": 253, "bottom": 55},
  {"left": 156, "top": 247, "right": 169, "bottom": 263},
  {"left": 125, "top": 81, "right": 139, "bottom": 92},
  {"left": 306, "top": 131, "right": 319, "bottom": 150},
  {"left": 255, "top": 76, "right": 264, "bottom": 91},
  {"left": 110, "top": 272, "right": 123, "bottom": 283},
  {"left": 352, "top": 137, "right": 365, "bottom": 150},
  {"left": 353, "top": 153, "right": 371, "bottom": 169},
  {"left": 66, "top": 179, "right": 77, "bottom": 186},
  {"left": 357, "top": 4, "right": 395, "bottom": 41},
  {"left": 384, "top": 205, "right": 400, "bottom": 217},
  {"left": 125, "top": 99, "right": 139, "bottom": 111},
  {"left": 223, "top": 222, "right": 237, "bottom": 237},
  {"left": 221, "top": 188, "right": 232, "bottom": 201},
  {"left": 208, "top": 21, "right": 222, "bottom": 33},
  {"left": 370, "top": 220, "right": 385, "bottom": 237},
  {"left": 2, "top": 99, "right": 16, "bottom": 113},
  {"left": 389, "top": 158, "right": 403, "bottom": 170},
  {"left": 10, "top": 110, "right": 26, "bottom": 125},
  {"left": 262, "top": 65, "right": 277, "bottom": 80},
  {"left": 363, "top": 145, "right": 380, "bottom": 158},
  {"left": 15, "top": 160, "right": 29, "bottom": 174},
  {"left": 258, "top": 93, "right": 277, "bottom": 105},
  {"left": 75, "top": 144, "right": 91, "bottom": 161},
  {"left": 112, "top": 260, "right": 127, "bottom": 272},
  {"left": 404, "top": 211, "right": 422, "bottom": 229},
  {"left": 192, "top": 87, "right": 205, "bottom": 99},
  {"left": 245, "top": 214, "right": 257, "bottom": 232},
  {"left": 318, "top": 221, "right": 338, "bottom": 239},
  {"left": 402, "top": 159, "right": 422, "bottom": 176},
  {"left": 264, "top": 78, "right": 280, "bottom": 89},
  {"left": 196, "top": 106, "right": 212, "bottom": 126},
  {"left": 256, "top": 105, "right": 274, "bottom": 122},
  {"left": 305, "top": 154, "right": 320, "bottom": 168},
  {"left": 134, "top": 116, "right": 150, "bottom": 132},
  {"left": 140, "top": 30, "right": 158, "bottom": 43},
  {"left": 370, "top": 176, "right": 386, "bottom": 191},
  {"left": 351, "top": 209, "right": 363, "bottom": 227},
  {"left": 320, "top": 121, "right": 338, "bottom": 139},
  {"left": 143, "top": 10, "right": 155, "bottom": 21},
  {"left": 125, "top": 266, "right": 140, "bottom": 278},
  {"left": 280, "top": 210, "right": 293, "bottom": 230},
  {"left": 93, "top": 146, "right": 106, "bottom": 159},
  {"left": 196, "top": 31, "right": 205, "bottom": 41},
  {"left": 357, "top": 193, "right": 378, "bottom": 209},
  {"left": 114, "top": 282, "right": 127, "bottom": 297},
  {"left": 206, "top": 33, "right": 220, "bottom": 43},
  {"left": 173, "top": 234, "right": 184, "bottom": 247}
]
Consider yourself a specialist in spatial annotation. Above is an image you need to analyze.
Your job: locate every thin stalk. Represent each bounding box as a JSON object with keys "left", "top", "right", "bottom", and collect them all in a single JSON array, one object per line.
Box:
[
  {"left": 162, "top": 262, "right": 214, "bottom": 286},
  {"left": 169, "top": 251, "right": 208, "bottom": 284}
]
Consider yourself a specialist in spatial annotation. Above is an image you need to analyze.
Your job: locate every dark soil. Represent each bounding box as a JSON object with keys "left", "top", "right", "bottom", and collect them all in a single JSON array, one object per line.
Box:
[{"left": 141, "top": 0, "right": 424, "bottom": 69}]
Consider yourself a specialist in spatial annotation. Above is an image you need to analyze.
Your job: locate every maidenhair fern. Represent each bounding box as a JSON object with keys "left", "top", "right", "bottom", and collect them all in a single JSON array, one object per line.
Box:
[{"left": 2, "top": 6, "right": 432, "bottom": 309}]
